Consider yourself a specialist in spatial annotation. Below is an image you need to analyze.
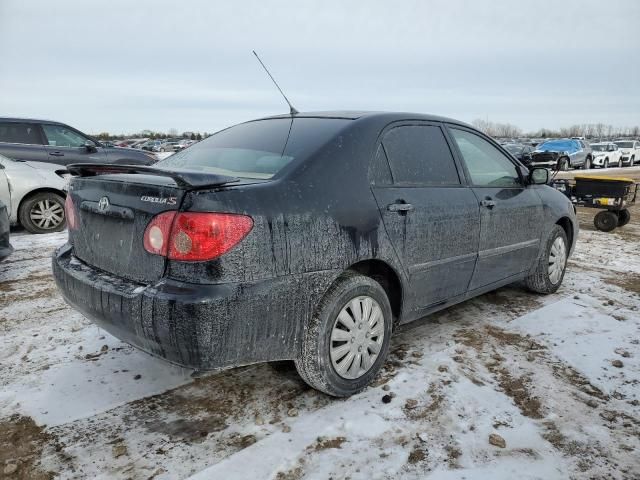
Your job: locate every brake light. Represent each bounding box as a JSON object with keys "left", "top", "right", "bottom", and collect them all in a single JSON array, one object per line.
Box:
[
  {"left": 65, "top": 195, "right": 77, "bottom": 230},
  {"left": 143, "top": 212, "right": 253, "bottom": 261}
]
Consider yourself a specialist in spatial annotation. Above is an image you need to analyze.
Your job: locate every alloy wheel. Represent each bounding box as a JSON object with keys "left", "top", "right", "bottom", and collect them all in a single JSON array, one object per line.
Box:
[{"left": 30, "top": 199, "right": 65, "bottom": 230}]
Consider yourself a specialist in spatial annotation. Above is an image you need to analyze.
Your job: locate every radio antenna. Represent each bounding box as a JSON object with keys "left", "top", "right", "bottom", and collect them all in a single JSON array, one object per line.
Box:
[{"left": 252, "top": 50, "right": 298, "bottom": 115}]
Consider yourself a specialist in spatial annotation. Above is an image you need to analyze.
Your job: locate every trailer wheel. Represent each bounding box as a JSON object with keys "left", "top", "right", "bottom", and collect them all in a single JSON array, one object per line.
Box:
[
  {"left": 617, "top": 209, "right": 631, "bottom": 227},
  {"left": 594, "top": 211, "right": 618, "bottom": 232}
]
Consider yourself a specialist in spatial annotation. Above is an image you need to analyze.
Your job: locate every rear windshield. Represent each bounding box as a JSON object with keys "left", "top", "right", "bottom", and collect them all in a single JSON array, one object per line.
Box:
[{"left": 156, "top": 117, "right": 351, "bottom": 179}]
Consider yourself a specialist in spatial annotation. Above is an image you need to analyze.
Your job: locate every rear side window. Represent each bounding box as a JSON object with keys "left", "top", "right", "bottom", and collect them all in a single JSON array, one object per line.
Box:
[
  {"left": 157, "top": 118, "right": 351, "bottom": 179},
  {"left": 0, "top": 122, "right": 43, "bottom": 145},
  {"left": 382, "top": 125, "right": 460, "bottom": 185}
]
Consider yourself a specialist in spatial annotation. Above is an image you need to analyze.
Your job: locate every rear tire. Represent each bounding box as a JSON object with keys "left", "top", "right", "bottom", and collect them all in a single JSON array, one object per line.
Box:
[
  {"left": 295, "top": 271, "right": 393, "bottom": 397},
  {"left": 617, "top": 158, "right": 622, "bottom": 168},
  {"left": 594, "top": 210, "right": 618, "bottom": 232},
  {"left": 19, "top": 192, "right": 66, "bottom": 234},
  {"left": 617, "top": 209, "right": 631, "bottom": 227},
  {"left": 582, "top": 157, "right": 591, "bottom": 170},
  {"left": 525, "top": 225, "right": 568, "bottom": 294}
]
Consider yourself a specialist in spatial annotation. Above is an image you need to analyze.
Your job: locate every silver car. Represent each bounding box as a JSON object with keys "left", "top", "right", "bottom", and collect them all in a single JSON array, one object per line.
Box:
[{"left": 0, "top": 153, "right": 69, "bottom": 233}]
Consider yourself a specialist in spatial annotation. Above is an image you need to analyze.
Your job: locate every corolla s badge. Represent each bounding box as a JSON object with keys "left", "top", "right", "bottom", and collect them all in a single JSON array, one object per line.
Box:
[
  {"left": 140, "top": 196, "right": 177, "bottom": 205},
  {"left": 97, "top": 196, "right": 110, "bottom": 211}
]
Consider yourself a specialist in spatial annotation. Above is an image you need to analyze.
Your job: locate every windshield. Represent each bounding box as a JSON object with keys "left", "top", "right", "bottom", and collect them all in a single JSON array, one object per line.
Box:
[
  {"left": 591, "top": 144, "right": 607, "bottom": 151},
  {"left": 615, "top": 141, "right": 633, "bottom": 148},
  {"left": 156, "top": 117, "right": 351, "bottom": 179},
  {"left": 537, "top": 140, "right": 575, "bottom": 151}
]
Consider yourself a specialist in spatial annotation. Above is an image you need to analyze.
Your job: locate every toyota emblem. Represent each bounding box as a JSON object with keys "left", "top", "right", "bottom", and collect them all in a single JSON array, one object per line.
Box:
[{"left": 97, "top": 196, "right": 110, "bottom": 212}]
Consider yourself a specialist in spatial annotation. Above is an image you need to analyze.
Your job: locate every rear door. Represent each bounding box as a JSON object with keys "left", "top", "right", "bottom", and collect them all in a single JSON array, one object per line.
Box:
[
  {"left": 41, "top": 123, "right": 107, "bottom": 165},
  {"left": 447, "top": 127, "right": 543, "bottom": 291},
  {"left": 371, "top": 122, "right": 480, "bottom": 315},
  {"left": 0, "top": 121, "right": 48, "bottom": 162}
]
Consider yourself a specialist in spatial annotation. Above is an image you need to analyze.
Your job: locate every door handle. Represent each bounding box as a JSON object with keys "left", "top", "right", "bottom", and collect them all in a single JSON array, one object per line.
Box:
[
  {"left": 480, "top": 199, "right": 496, "bottom": 209},
  {"left": 49, "top": 152, "right": 64, "bottom": 157},
  {"left": 387, "top": 202, "right": 414, "bottom": 213}
]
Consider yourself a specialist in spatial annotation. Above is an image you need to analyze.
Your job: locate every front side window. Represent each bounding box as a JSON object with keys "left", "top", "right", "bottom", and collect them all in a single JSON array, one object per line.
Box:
[
  {"left": 157, "top": 118, "right": 350, "bottom": 179},
  {"left": 42, "top": 124, "right": 88, "bottom": 148},
  {"left": 450, "top": 128, "right": 520, "bottom": 188},
  {"left": 0, "top": 122, "right": 43, "bottom": 145},
  {"left": 381, "top": 125, "right": 460, "bottom": 185}
]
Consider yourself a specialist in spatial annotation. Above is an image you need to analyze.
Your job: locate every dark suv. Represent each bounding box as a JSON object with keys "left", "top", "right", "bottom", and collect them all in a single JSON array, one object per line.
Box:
[
  {"left": 53, "top": 111, "right": 578, "bottom": 397},
  {"left": 0, "top": 118, "right": 156, "bottom": 166}
]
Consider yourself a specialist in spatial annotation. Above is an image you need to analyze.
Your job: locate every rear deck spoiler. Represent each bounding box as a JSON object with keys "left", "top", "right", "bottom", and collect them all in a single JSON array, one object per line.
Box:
[{"left": 67, "top": 163, "right": 239, "bottom": 189}]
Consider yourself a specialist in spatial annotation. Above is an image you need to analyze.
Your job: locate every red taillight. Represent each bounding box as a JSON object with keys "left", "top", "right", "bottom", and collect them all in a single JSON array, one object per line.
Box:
[
  {"left": 65, "top": 195, "right": 77, "bottom": 230},
  {"left": 143, "top": 212, "right": 253, "bottom": 261}
]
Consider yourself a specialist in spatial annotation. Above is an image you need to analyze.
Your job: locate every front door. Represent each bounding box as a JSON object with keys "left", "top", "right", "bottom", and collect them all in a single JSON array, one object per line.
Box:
[
  {"left": 41, "top": 123, "right": 106, "bottom": 165},
  {"left": 371, "top": 123, "right": 480, "bottom": 316},
  {"left": 448, "top": 127, "right": 543, "bottom": 291}
]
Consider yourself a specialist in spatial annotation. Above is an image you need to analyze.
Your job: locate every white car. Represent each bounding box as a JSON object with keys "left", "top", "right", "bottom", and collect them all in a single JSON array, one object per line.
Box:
[
  {"left": 0, "top": 153, "right": 69, "bottom": 233},
  {"left": 590, "top": 142, "right": 622, "bottom": 169},
  {"left": 613, "top": 140, "right": 640, "bottom": 166}
]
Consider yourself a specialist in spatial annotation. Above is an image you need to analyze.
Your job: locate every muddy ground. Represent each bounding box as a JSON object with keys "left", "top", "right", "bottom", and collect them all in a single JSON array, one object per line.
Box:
[{"left": 0, "top": 167, "right": 639, "bottom": 479}]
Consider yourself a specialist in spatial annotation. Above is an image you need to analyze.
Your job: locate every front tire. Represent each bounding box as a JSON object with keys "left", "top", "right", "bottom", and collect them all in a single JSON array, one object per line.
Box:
[
  {"left": 525, "top": 225, "right": 568, "bottom": 294},
  {"left": 295, "top": 271, "right": 393, "bottom": 397},
  {"left": 557, "top": 157, "right": 569, "bottom": 171},
  {"left": 19, "top": 192, "right": 66, "bottom": 234}
]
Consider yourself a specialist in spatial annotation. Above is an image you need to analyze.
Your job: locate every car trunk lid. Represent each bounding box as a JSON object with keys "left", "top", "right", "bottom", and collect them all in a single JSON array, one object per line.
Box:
[{"left": 66, "top": 164, "right": 239, "bottom": 283}]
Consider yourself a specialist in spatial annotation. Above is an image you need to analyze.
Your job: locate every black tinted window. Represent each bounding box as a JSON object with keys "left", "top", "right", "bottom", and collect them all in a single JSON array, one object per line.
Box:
[
  {"left": 382, "top": 125, "right": 460, "bottom": 185},
  {"left": 157, "top": 118, "right": 350, "bottom": 179},
  {"left": 0, "top": 122, "right": 43, "bottom": 145}
]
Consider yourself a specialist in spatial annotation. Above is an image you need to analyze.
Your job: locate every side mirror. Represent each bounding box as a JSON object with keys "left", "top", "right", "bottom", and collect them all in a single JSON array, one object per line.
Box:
[
  {"left": 529, "top": 167, "right": 549, "bottom": 185},
  {"left": 84, "top": 140, "right": 97, "bottom": 153}
]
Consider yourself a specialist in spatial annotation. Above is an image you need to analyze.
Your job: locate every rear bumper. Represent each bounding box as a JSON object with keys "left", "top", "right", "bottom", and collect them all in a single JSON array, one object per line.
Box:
[{"left": 53, "top": 244, "right": 338, "bottom": 370}]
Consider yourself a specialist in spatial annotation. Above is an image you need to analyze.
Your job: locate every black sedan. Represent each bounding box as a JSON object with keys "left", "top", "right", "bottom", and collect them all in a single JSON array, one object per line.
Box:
[{"left": 53, "top": 111, "right": 578, "bottom": 397}]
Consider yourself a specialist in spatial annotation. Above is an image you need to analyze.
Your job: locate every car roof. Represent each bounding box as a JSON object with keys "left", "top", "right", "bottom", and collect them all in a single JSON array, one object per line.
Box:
[
  {"left": 255, "top": 110, "right": 472, "bottom": 127},
  {"left": 0, "top": 117, "right": 69, "bottom": 125}
]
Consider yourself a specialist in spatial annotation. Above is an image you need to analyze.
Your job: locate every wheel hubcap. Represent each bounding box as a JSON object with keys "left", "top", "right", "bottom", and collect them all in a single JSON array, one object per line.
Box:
[
  {"left": 30, "top": 199, "right": 64, "bottom": 230},
  {"left": 548, "top": 237, "right": 567, "bottom": 284},
  {"left": 330, "top": 296, "right": 385, "bottom": 380}
]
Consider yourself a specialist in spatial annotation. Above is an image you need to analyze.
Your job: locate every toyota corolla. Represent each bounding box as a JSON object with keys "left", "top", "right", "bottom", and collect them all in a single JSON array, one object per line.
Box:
[{"left": 53, "top": 111, "right": 577, "bottom": 397}]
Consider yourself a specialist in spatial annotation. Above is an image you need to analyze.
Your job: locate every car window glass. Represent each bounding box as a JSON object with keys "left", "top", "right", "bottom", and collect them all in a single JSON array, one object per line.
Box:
[
  {"left": 42, "top": 124, "right": 87, "bottom": 148},
  {"left": 369, "top": 144, "right": 393, "bottom": 185},
  {"left": 450, "top": 128, "right": 520, "bottom": 188},
  {"left": 157, "top": 118, "right": 350, "bottom": 180},
  {"left": 0, "top": 122, "right": 43, "bottom": 145},
  {"left": 382, "top": 125, "right": 460, "bottom": 185}
]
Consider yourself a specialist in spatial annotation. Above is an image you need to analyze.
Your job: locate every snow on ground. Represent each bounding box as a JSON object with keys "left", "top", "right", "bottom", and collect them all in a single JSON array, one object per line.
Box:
[{"left": 1, "top": 169, "right": 639, "bottom": 479}]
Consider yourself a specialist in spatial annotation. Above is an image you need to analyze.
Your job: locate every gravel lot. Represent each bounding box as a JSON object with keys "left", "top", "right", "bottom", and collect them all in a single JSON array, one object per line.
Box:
[{"left": 1, "top": 167, "right": 639, "bottom": 479}]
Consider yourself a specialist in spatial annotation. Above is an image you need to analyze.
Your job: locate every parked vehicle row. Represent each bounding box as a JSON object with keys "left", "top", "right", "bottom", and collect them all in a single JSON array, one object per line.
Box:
[{"left": 503, "top": 137, "right": 640, "bottom": 171}]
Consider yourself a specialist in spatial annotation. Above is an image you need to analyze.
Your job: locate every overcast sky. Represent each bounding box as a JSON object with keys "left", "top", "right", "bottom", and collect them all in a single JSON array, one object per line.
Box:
[{"left": 0, "top": 0, "right": 638, "bottom": 135}]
